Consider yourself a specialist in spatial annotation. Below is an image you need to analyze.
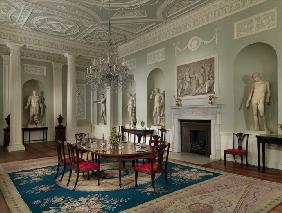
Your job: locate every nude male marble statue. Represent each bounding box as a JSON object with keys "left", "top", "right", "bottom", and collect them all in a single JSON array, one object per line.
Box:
[
  {"left": 150, "top": 88, "right": 164, "bottom": 125},
  {"left": 246, "top": 73, "right": 270, "bottom": 131}
]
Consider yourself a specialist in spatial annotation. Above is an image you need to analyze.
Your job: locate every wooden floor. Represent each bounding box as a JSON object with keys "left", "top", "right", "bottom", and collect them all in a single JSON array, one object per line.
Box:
[{"left": 0, "top": 142, "right": 282, "bottom": 213}]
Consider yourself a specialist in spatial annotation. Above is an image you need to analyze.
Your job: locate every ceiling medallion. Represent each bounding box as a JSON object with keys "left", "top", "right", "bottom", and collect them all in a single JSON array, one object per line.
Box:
[{"left": 85, "top": 0, "right": 130, "bottom": 89}]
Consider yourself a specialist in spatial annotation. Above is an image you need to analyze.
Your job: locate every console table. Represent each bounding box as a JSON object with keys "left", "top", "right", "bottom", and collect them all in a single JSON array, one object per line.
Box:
[
  {"left": 22, "top": 127, "right": 48, "bottom": 144},
  {"left": 121, "top": 126, "right": 154, "bottom": 143},
  {"left": 256, "top": 134, "right": 282, "bottom": 172}
]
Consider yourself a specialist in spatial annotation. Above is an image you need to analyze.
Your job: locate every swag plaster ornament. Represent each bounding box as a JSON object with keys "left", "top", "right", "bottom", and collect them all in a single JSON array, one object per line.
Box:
[{"left": 174, "top": 30, "right": 218, "bottom": 56}]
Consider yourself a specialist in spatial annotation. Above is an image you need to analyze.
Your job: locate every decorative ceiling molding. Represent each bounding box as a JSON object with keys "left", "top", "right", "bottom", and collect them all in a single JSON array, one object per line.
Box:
[
  {"left": 0, "top": 25, "right": 102, "bottom": 56},
  {"left": 118, "top": 0, "right": 267, "bottom": 57},
  {"left": 234, "top": 8, "right": 277, "bottom": 39}
]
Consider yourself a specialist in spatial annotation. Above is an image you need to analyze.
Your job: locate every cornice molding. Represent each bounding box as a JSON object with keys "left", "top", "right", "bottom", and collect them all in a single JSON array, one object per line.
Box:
[
  {"left": 0, "top": 25, "right": 102, "bottom": 57},
  {"left": 118, "top": 0, "right": 267, "bottom": 57}
]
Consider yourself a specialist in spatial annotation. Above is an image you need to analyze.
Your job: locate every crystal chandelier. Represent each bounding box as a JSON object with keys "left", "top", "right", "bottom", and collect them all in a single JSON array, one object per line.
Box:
[{"left": 85, "top": 1, "right": 130, "bottom": 89}]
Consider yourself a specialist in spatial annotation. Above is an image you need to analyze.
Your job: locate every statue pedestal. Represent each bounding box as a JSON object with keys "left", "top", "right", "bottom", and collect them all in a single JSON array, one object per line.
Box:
[{"left": 245, "top": 130, "right": 270, "bottom": 135}]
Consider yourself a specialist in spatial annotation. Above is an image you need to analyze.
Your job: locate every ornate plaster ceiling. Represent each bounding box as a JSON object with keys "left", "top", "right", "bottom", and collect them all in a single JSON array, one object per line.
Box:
[{"left": 0, "top": 0, "right": 213, "bottom": 48}]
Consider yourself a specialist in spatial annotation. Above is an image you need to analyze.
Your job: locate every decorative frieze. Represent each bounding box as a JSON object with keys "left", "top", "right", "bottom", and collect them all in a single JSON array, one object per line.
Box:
[
  {"left": 147, "top": 48, "right": 165, "bottom": 65},
  {"left": 24, "top": 64, "right": 46, "bottom": 76},
  {"left": 118, "top": 0, "right": 267, "bottom": 57},
  {"left": 234, "top": 8, "right": 277, "bottom": 39},
  {"left": 125, "top": 58, "right": 137, "bottom": 70}
]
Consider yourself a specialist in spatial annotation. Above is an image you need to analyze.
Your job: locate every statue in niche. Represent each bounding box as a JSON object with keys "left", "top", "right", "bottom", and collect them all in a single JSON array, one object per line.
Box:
[
  {"left": 246, "top": 73, "right": 270, "bottom": 131},
  {"left": 25, "top": 90, "right": 44, "bottom": 127},
  {"left": 127, "top": 92, "right": 136, "bottom": 125},
  {"left": 150, "top": 88, "right": 165, "bottom": 126},
  {"left": 94, "top": 94, "right": 106, "bottom": 125}
]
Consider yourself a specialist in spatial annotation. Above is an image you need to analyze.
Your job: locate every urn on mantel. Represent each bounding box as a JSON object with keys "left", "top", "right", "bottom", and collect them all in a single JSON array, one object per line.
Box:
[{"left": 57, "top": 114, "right": 64, "bottom": 126}]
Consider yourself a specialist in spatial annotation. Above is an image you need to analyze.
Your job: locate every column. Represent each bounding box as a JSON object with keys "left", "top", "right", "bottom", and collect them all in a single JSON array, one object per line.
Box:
[
  {"left": 7, "top": 42, "right": 25, "bottom": 152},
  {"left": 52, "top": 62, "right": 63, "bottom": 126},
  {"left": 117, "top": 86, "right": 123, "bottom": 125},
  {"left": 3, "top": 55, "right": 10, "bottom": 118},
  {"left": 105, "top": 86, "right": 113, "bottom": 138},
  {"left": 64, "top": 53, "right": 77, "bottom": 141}
]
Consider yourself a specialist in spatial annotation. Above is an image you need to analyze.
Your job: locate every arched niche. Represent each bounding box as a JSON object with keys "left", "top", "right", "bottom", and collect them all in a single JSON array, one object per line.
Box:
[
  {"left": 234, "top": 42, "right": 278, "bottom": 132},
  {"left": 22, "top": 79, "right": 46, "bottom": 127},
  {"left": 122, "top": 75, "right": 136, "bottom": 125},
  {"left": 147, "top": 68, "right": 165, "bottom": 127}
]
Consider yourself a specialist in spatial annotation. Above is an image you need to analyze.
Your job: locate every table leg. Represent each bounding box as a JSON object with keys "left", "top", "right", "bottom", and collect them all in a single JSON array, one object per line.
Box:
[
  {"left": 29, "top": 130, "right": 31, "bottom": 145},
  {"left": 262, "top": 143, "right": 266, "bottom": 172},
  {"left": 137, "top": 135, "right": 142, "bottom": 143},
  {"left": 257, "top": 141, "right": 260, "bottom": 170},
  {"left": 119, "top": 159, "right": 122, "bottom": 188}
]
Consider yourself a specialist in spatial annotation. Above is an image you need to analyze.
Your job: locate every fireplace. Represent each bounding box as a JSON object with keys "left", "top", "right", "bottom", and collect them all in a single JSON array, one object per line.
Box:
[
  {"left": 181, "top": 120, "right": 211, "bottom": 155},
  {"left": 171, "top": 105, "right": 222, "bottom": 159}
]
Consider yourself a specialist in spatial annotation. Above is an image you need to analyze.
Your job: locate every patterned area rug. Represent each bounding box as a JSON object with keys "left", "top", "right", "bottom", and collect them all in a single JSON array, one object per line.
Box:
[{"left": 0, "top": 157, "right": 282, "bottom": 213}]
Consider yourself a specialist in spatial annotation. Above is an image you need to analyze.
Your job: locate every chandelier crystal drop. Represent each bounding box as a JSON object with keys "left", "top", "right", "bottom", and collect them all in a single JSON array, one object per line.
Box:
[{"left": 85, "top": 0, "right": 130, "bottom": 89}]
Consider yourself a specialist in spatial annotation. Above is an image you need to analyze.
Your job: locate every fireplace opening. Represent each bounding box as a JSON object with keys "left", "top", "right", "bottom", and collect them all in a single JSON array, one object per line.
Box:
[{"left": 181, "top": 120, "right": 211, "bottom": 156}]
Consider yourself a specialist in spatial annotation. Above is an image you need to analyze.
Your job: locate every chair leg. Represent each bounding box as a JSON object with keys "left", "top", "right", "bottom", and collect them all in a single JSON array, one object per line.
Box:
[
  {"left": 87, "top": 171, "right": 90, "bottom": 180},
  {"left": 224, "top": 153, "right": 226, "bottom": 166},
  {"left": 73, "top": 171, "right": 79, "bottom": 190},
  {"left": 164, "top": 171, "right": 168, "bottom": 190},
  {"left": 67, "top": 169, "right": 72, "bottom": 186},
  {"left": 151, "top": 173, "right": 155, "bottom": 192},
  {"left": 240, "top": 155, "right": 243, "bottom": 168},
  {"left": 55, "top": 163, "right": 60, "bottom": 178},
  {"left": 60, "top": 164, "right": 66, "bottom": 181},
  {"left": 135, "top": 171, "right": 138, "bottom": 187},
  {"left": 233, "top": 155, "right": 236, "bottom": 163},
  {"left": 97, "top": 170, "right": 100, "bottom": 186},
  {"left": 246, "top": 154, "right": 248, "bottom": 166}
]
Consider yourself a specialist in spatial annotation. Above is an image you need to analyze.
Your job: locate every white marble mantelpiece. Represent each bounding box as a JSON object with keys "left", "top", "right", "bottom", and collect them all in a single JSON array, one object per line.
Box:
[{"left": 171, "top": 104, "right": 223, "bottom": 159}]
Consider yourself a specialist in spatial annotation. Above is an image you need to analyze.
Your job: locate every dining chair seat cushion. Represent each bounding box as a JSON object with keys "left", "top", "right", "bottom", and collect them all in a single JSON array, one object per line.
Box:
[
  {"left": 60, "top": 157, "right": 84, "bottom": 164},
  {"left": 224, "top": 149, "right": 246, "bottom": 155},
  {"left": 78, "top": 161, "right": 100, "bottom": 173},
  {"left": 134, "top": 163, "right": 164, "bottom": 174}
]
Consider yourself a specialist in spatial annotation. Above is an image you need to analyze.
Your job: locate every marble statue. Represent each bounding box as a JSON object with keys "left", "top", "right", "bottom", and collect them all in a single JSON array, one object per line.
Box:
[
  {"left": 25, "top": 90, "right": 44, "bottom": 127},
  {"left": 94, "top": 94, "right": 106, "bottom": 125},
  {"left": 127, "top": 92, "right": 136, "bottom": 125},
  {"left": 246, "top": 73, "right": 270, "bottom": 131},
  {"left": 150, "top": 88, "right": 165, "bottom": 125}
]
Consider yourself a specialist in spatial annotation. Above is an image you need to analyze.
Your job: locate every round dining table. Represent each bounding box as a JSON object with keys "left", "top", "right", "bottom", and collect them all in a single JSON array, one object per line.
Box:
[{"left": 78, "top": 141, "right": 153, "bottom": 187}]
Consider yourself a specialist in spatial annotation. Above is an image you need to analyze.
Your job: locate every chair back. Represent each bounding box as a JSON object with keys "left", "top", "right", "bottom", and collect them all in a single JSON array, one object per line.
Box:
[
  {"left": 149, "top": 135, "right": 161, "bottom": 146},
  {"left": 56, "top": 140, "right": 67, "bottom": 163},
  {"left": 66, "top": 142, "right": 79, "bottom": 170},
  {"left": 75, "top": 133, "right": 89, "bottom": 144},
  {"left": 233, "top": 133, "right": 249, "bottom": 151},
  {"left": 150, "top": 140, "right": 170, "bottom": 171},
  {"left": 158, "top": 128, "right": 167, "bottom": 141}
]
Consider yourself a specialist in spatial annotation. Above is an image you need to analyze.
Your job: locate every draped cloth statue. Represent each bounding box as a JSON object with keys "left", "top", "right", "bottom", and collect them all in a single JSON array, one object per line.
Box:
[
  {"left": 25, "top": 90, "right": 44, "bottom": 127},
  {"left": 246, "top": 73, "right": 270, "bottom": 131},
  {"left": 127, "top": 93, "right": 136, "bottom": 125},
  {"left": 94, "top": 94, "right": 106, "bottom": 125}
]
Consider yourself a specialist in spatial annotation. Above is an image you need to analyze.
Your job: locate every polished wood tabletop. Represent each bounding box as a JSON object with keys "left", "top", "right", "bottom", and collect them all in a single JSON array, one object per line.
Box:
[{"left": 77, "top": 140, "right": 153, "bottom": 159}]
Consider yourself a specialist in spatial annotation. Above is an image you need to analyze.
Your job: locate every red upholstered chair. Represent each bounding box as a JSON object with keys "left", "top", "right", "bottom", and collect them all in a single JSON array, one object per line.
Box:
[
  {"left": 134, "top": 141, "right": 170, "bottom": 192},
  {"left": 66, "top": 142, "right": 100, "bottom": 190},
  {"left": 224, "top": 133, "right": 249, "bottom": 167},
  {"left": 55, "top": 140, "right": 84, "bottom": 181}
]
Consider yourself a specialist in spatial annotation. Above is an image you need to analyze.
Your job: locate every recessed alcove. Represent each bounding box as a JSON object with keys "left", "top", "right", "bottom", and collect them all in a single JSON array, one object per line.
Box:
[
  {"left": 147, "top": 68, "right": 165, "bottom": 127},
  {"left": 122, "top": 75, "right": 136, "bottom": 125},
  {"left": 234, "top": 42, "right": 278, "bottom": 132}
]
